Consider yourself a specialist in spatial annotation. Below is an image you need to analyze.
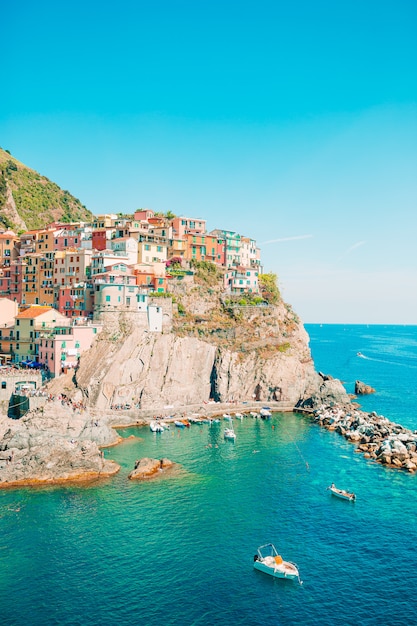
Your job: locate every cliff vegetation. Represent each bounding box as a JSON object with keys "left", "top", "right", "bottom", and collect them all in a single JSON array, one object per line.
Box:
[{"left": 0, "top": 148, "right": 93, "bottom": 232}]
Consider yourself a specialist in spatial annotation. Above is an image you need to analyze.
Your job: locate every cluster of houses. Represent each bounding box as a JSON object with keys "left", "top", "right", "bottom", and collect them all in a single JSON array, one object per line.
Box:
[{"left": 0, "top": 210, "right": 263, "bottom": 376}]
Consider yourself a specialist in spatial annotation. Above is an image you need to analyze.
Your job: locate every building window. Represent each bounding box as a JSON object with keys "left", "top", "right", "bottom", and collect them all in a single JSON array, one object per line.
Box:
[
  {"left": 105, "top": 296, "right": 111, "bottom": 302},
  {"left": 1, "top": 382, "right": 6, "bottom": 389}
]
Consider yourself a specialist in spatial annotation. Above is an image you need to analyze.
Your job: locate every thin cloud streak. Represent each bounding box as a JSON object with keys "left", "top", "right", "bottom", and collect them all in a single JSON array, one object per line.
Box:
[
  {"left": 261, "top": 234, "right": 313, "bottom": 245},
  {"left": 338, "top": 240, "right": 366, "bottom": 261}
]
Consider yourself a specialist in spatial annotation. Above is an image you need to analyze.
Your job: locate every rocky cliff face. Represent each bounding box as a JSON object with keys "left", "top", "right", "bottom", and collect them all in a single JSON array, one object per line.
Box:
[{"left": 73, "top": 286, "right": 339, "bottom": 411}]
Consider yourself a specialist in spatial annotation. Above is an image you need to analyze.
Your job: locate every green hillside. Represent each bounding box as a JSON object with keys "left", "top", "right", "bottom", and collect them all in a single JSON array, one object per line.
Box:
[{"left": 0, "top": 148, "right": 93, "bottom": 232}]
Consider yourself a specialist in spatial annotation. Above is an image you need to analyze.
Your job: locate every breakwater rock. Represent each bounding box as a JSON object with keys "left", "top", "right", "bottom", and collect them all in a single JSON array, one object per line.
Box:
[
  {"left": 311, "top": 404, "right": 417, "bottom": 472},
  {"left": 128, "top": 457, "right": 175, "bottom": 480}
]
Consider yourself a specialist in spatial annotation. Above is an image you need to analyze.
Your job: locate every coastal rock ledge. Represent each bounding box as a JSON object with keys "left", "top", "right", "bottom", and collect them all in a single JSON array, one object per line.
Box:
[{"left": 0, "top": 400, "right": 120, "bottom": 488}]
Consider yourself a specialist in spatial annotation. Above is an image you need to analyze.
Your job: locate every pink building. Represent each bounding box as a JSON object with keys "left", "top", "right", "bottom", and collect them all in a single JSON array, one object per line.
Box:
[
  {"left": 171, "top": 217, "right": 207, "bottom": 239},
  {"left": 37, "top": 323, "right": 102, "bottom": 378},
  {"left": 133, "top": 209, "right": 155, "bottom": 222},
  {"left": 53, "top": 227, "right": 81, "bottom": 251},
  {"left": 57, "top": 284, "right": 94, "bottom": 318}
]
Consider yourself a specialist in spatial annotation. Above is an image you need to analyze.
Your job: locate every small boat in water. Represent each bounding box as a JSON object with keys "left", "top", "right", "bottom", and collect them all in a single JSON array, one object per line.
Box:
[
  {"left": 328, "top": 483, "right": 356, "bottom": 501},
  {"left": 223, "top": 413, "right": 232, "bottom": 420},
  {"left": 174, "top": 420, "right": 185, "bottom": 428},
  {"left": 224, "top": 427, "right": 236, "bottom": 440},
  {"left": 224, "top": 417, "right": 236, "bottom": 440},
  {"left": 150, "top": 421, "right": 164, "bottom": 432},
  {"left": 260, "top": 407, "right": 272, "bottom": 418},
  {"left": 253, "top": 543, "right": 302, "bottom": 584}
]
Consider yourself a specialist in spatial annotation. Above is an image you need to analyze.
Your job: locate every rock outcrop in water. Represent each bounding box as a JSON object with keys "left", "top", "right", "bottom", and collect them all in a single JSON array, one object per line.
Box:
[
  {"left": 355, "top": 380, "right": 376, "bottom": 395},
  {"left": 128, "top": 457, "right": 175, "bottom": 480}
]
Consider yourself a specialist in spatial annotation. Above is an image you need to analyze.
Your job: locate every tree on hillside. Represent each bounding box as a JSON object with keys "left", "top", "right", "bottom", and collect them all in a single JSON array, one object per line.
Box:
[{"left": 258, "top": 273, "right": 280, "bottom": 304}]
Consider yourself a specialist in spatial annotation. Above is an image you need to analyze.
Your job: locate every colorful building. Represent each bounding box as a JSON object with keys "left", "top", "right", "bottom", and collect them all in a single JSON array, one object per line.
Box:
[
  {"left": 56, "top": 283, "right": 94, "bottom": 318},
  {"left": 183, "top": 233, "right": 219, "bottom": 263},
  {"left": 37, "top": 322, "right": 102, "bottom": 377},
  {"left": 12, "top": 306, "right": 69, "bottom": 363},
  {"left": 210, "top": 229, "right": 242, "bottom": 267},
  {"left": 132, "top": 262, "right": 167, "bottom": 293},
  {"left": 224, "top": 267, "right": 259, "bottom": 295},
  {"left": 137, "top": 236, "right": 168, "bottom": 264},
  {"left": 171, "top": 216, "right": 207, "bottom": 239}
]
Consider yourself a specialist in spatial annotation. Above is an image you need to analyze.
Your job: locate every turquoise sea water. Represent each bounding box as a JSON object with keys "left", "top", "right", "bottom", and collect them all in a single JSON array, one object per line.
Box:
[{"left": 1, "top": 325, "right": 417, "bottom": 626}]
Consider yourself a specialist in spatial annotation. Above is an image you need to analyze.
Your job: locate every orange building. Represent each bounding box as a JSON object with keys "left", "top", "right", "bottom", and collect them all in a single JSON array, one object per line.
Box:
[{"left": 184, "top": 233, "right": 221, "bottom": 264}]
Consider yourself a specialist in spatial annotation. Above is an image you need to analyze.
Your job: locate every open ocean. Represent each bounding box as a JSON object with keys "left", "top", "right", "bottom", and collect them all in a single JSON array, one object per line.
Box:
[{"left": 1, "top": 324, "right": 416, "bottom": 626}]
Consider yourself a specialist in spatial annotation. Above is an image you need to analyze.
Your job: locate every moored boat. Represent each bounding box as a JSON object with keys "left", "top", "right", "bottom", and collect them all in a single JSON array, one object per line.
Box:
[
  {"left": 253, "top": 543, "right": 302, "bottom": 584},
  {"left": 260, "top": 407, "right": 272, "bottom": 418},
  {"left": 150, "top": 421, "right": 164, "bottom": 432},
  {"left": 328, "top": 483, "right": 356, "bottom": 501},
  {"left": 224, "top": 427, "right": 236, "bottom": 440},
  {"left": 174, "top": 420, "right": 185, "bottom": 428}
]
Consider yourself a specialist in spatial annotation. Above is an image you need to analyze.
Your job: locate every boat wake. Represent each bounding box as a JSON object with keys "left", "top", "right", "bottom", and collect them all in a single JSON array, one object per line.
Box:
[{"left": 357, "top": 353, "right": 417, "bottom": 368}]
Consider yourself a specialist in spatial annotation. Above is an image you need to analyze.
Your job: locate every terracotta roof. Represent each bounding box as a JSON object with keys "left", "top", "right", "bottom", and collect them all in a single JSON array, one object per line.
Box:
[
  {"left": 0, "top": 231, "right": 18, "bottom": 238},
  {"left": 16, "top": 306, "right": 54, "bottom": 319}
]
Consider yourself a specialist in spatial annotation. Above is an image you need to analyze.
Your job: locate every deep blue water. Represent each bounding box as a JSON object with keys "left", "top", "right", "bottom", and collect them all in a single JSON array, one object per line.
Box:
[{"left": 1, "top": 325, "right": 417, "bottom": 626}]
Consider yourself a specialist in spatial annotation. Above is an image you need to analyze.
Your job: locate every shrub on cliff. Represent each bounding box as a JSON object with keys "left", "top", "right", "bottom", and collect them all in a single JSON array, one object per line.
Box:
[
  {"left": 190, "top": 260, "right": 223, "bottom": 286},
  {"left": 258, "top": 273, "right": 280, "bottom": 304}
]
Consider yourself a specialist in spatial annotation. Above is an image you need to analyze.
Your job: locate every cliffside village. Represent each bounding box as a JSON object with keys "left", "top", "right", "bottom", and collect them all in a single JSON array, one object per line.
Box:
[{"left": 0, "top": 210, "right": 262, "bottom": 378}]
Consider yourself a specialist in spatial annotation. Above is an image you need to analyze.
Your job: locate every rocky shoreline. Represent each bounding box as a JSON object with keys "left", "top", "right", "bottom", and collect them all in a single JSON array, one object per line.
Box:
[
  {"left": 309, "top": 403, "right": 417, "bottom": 472},
  {"left": 1, "top": 380, "right": 416, "bottom": 488},
  {"left": 0, "top": 397, "right": 296, "bottom": 489}
]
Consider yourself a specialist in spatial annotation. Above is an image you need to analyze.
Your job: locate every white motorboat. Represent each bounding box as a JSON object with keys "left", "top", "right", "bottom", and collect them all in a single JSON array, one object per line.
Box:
[
  {"left": 328, "top": 484, "right": 356, "bottom": 501},
  {"left": 260, "top": 407, "right": 272, "bottom": 418},
  {"left": 150, "top": 421, "right": 164, "bottom": 432},
  {"left": 234, "top": 413, "right": 244, "bottom": 419},
  {"left": 253, "top": 543, "right": 302, "bottom": 583},
  {"left": 223, "top": 413, "right": 232, "bottom": 420},
  {"left": 224, "top": 427, "right": 236, "bottom": 440}
]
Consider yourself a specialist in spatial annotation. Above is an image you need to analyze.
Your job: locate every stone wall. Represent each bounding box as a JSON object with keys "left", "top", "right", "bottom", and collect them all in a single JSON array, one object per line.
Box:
[{"left": 0, "top": 371, "right": 43, "bottom": 415}]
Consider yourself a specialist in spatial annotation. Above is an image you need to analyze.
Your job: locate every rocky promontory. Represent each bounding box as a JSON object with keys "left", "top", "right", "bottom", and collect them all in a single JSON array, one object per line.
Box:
[
  {"left": 0, "top": 399, "right": 120, "bottom": 487},
  {"left": 2, "top": 269, "right": 407, "bottom": 487}
]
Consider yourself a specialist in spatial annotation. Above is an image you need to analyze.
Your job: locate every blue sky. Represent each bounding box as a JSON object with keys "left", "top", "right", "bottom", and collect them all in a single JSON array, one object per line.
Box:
[{"left": 2, "top": 0, "right": 417, "bottom": 324}]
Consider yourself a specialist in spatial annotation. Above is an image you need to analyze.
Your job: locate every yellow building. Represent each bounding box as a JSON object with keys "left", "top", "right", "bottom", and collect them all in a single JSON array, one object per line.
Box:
[{"left": 12, "top": 306, "right": 69, "bottom": 363}]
